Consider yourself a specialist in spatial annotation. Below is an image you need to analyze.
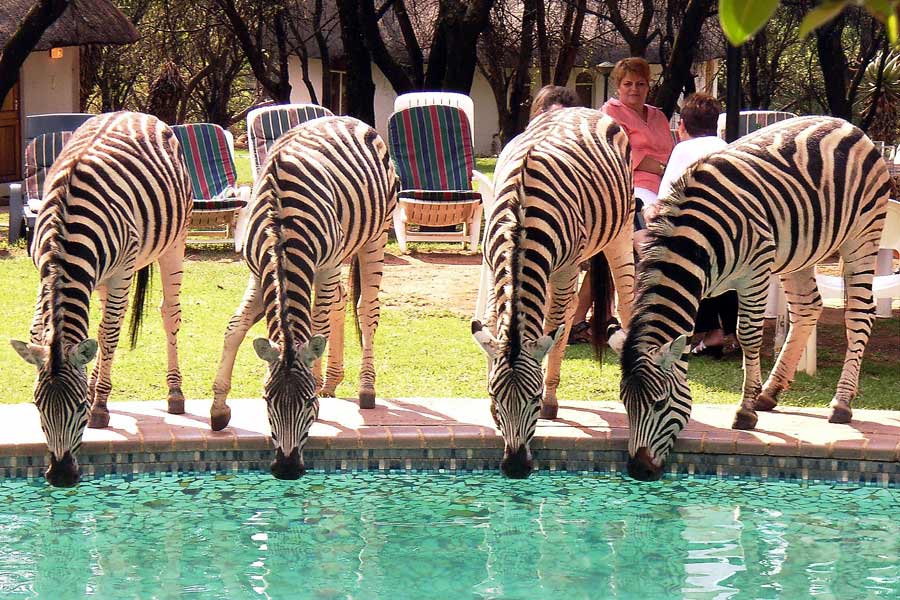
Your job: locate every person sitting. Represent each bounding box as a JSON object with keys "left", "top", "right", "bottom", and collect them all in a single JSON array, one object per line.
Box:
[
  {"left": 601, "top": 57, "right": 675, "bottom": 254},
  {"left": 529, "top": 85, "right": 580, "bottom": 121},
  {"left": 652, "top": 92, "right": 738, "bottom": 358}
]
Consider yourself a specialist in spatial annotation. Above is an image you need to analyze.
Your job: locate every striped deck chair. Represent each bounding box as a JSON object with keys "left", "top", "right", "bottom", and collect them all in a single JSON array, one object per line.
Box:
[
  {"left": 387, "top": 104, "right": 485, "bottom": 251},
  {"left": 172, "top": 123, "right": 250, "bottom": 244},
  {"left": 246, "top": 103, "right": 334, "bottom": 177},
  {"left": 8, "top": 131, "right": 73, "bottom": 247}
]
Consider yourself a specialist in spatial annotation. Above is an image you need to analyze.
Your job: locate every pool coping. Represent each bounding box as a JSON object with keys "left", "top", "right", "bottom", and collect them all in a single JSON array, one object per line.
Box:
[{"left": 1, "top": 398, "right": 898, "bottom": 486}]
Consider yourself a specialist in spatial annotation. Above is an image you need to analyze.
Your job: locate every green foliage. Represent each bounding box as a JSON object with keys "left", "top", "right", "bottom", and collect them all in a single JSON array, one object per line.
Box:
[
  {"left": 722, "top": 0, "right": 900, "bottom": 46},
  {"left": 720, "top": 0, "right": 781, "bottom": 46},
  {"left": 858, "top": 50, "right": 900, "bottom": 143},
  {"left": 2, "top": 252, "right": 898, "bottom": 410}
]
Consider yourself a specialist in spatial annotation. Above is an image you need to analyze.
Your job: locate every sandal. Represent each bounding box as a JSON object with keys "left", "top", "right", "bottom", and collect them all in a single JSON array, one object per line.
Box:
[
  {"left": 690, "top": 340, "right": 723, "bottom": 359},
  {"left": 568, "top": 321, "right": 591, "bottom": 345}
]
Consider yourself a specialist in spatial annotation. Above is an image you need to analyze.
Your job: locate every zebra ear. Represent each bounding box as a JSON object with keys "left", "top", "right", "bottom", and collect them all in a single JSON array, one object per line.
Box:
[
  {"left": 471, "top": 320, "right": 500, "bottom": 359},
  {"left": 654, "top": 335, "right": 689, "bottom": 372},
  {"left": 10, "top": 340, "right": 48, "bottom": 368},
  {"left": 299, "top": 335, "right": 327, "bottom": 367},
  {"left": 253, "top": 338, "right": 281, "bottom": 364},
  {"left": 530, "top": 325, "right": 566, "bottom": 362},
  {"left": 68, "top": 339, "right": 98, "bottom": 367}
]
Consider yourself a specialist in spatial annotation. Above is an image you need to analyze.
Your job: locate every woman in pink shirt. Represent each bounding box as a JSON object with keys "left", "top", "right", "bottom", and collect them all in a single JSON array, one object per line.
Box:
[{"left": 601, "top": 57, "right": 674, "bottom": 249}]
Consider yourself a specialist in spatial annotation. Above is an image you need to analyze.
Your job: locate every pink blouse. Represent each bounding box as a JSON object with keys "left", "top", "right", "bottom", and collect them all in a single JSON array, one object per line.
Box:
[{"left": 601, "top": 98, "right": 674, "bottom": 194}]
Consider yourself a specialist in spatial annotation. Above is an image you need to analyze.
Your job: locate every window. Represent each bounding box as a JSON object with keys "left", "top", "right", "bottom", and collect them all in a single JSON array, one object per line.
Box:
[
  {"left": 575, "top": 72, "right": 594, "bottom": 108},
  {"left": 328, "top": 70, "right": 347, "bottom": 115}
]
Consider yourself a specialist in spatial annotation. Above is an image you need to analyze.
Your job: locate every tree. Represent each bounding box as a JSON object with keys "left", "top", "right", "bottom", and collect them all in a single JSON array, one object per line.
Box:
[
  {"left": 336, "top": 0, "right": 376, "bottom": 124},
  {"left": 0, "top": 0, "right": 71, "bottom": 104}
]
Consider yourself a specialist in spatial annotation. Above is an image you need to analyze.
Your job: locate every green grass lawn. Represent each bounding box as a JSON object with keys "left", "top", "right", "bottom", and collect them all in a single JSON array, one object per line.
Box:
[{"left": 2, "top": 250, "right": 898, "bottom": 410}]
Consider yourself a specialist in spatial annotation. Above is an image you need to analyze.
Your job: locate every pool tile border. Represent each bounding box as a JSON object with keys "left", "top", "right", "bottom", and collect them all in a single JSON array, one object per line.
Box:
[{"left": 0, "top": 399, "right": 897, "bottom": 486}]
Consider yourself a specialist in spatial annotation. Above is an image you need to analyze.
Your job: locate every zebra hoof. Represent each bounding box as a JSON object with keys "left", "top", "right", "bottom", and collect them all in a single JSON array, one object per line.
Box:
[
  {"left": 828, "top": 400, "right": 853, "bottom": 424},
  {"left": 88, "top": 409, "right": 110, "bottom": 429},
  {"left": 753, "top": 392, "right": 778, "bottom": 412},
  {"left": 732, "top": 408, "right": 758, "bottom": 430},
  {"left": 167, "top": 397, "right": 185, "bottom": 415},
  {"left": 358, "top": 390, "right": 376, "bottom": 409},
  {"left": 320, "top": 387, "right": 337, "bottom": 398},
  {"left": 540, "top": 404, "right": 558, "bottom": 420},
  {"left": 210, "top": 406, "right": 232, "bottom": 431}
]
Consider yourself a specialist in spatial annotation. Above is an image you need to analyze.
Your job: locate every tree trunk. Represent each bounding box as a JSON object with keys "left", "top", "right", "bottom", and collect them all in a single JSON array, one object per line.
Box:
[
  {"left": 360, "top": 0, "right": 415, "bottom": 94},
  {"left": 553, "top": 0, "right": 586, "bottom": 86},
  {"left": 336, "top": 0, "right": 376, "bottom": 125},
  {"left": 651, "top": 0, "right": 715, "bottom": 118},
  {"left": 535, "top": 0, "right": 550, "bottom": 86},
  {"left": 314, "top": 0, "right": 333, "bottom": 110},
  {"left": 426, "top": 0, "right": 495, "bottom": 92},
  {"left": 725, "top": 42, "right": 742, "bottom": 143},
  {"left": 500, "top": 0, "right": 536, "bottom": 143},
  {"left": 815, "top": 17, "right": 852, "bottom": 119},
  {"left": 145, "top": 61, "right": 185, "bottom": 125},
  {"left": 0, "top": 0, "right": 71, "bottom": 104}
]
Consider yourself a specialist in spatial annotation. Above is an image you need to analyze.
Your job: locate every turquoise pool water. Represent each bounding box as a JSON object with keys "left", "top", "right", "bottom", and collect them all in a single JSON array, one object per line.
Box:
[{"left": 0, "top": 472, "right": 897, "bottom": 599}]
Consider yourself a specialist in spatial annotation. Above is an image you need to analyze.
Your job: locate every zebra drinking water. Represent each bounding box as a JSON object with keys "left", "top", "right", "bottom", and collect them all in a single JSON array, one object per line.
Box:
[
  {"left": 620, "top": 116, "right": 891, "bottom": 481},
  {"left": 210, "top": 116, "right": 397, "bottom": 480},
  {"left": 472, "top": 107, "right": 636, "bottom": 478},
  {"left": 11, "top": 112, "right": 192, "bottom": 487}
]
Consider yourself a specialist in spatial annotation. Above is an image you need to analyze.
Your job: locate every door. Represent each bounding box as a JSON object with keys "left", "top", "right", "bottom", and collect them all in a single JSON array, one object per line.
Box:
[{"left": 0, "top": 83, "right": 21, "bottom": 183}]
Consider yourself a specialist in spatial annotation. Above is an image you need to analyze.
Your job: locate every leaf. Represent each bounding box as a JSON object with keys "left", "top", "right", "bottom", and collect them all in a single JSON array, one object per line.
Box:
[
  {"left": 719, "top": 0, "right": 781, "bottom": 46},
  {"left": 862, "top": 0, "right": 897, "bottom": 21},
  {"left": 799, "top": 1, "right": 850, "bottom": 39},
  {"left": 889, "top": 12, "right": 900, "bottom": 45}
]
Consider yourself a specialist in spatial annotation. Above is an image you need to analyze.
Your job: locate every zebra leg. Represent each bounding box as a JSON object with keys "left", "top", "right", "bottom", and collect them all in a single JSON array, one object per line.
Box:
[
  {"left": 541, "top": 268, "right": 580, "bottom": 419},
  {"left": 313, "top": 266, "right": 344, "bottom": 397},
  {"left": 354, "top": 236, "right": 387, "bottom": 409},
  {"left": 604, "top": 229, "right": 636, "bottom": 330},
  {"left": 829, "top": 243, "right": 878, "bottom": 424},
  {"left": 157, "top": 240, "right": 187, "bottom": 415},
  {"left": 732, "top": 281, "right": 770, "bottom": 430},
  {"left": 755, "top": 268, "right": 822, "bottom": 411},
  {"left": 211, "top": 276, "right": 263, "bottom": 431},
  {"left": 88, "top": 279, "right": 132, "bottom": 429}
]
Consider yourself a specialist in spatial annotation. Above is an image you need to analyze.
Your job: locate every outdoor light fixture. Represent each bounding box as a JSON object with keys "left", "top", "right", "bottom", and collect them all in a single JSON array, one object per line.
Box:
[{"left": 50, "top": 48, "right": 63, "bottom": 59}]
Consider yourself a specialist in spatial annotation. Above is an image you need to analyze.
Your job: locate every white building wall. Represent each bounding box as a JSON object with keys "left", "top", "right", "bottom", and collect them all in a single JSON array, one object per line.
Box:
[{"left": 20, "top": 47, "right": 80, "bottom": 119}]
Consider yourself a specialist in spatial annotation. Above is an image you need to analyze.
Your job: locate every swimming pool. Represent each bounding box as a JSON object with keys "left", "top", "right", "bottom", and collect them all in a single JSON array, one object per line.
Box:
[{"left": 0, "top": 472, "right": 896, "bottom": 599}]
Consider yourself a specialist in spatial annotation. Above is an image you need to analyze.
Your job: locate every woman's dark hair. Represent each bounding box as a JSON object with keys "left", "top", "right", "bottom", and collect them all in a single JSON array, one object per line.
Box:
[
  {"left": 530, "top": 85, "right": 580, "bottom": 121},
  {"left": 680, "top": 93, "right": 722, "bottom": 137}
]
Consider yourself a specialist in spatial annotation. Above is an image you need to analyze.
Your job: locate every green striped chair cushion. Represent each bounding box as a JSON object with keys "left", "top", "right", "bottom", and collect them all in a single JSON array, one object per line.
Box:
[
  {"left": 387, "top": 105, "right": 477, "bottom": 201},
  {"left": 248, "top": 104, "right": 334, "bottom": 173},
  {"left": 23, "top": 131, "right": 72, "bottom": 202},
  {"left": 172, "top": 123, "right": 241, "bottom": 208}
]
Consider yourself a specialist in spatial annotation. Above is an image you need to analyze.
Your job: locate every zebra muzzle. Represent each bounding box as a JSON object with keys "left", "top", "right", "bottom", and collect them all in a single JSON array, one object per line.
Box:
[
  {"left": 45, "top": 451, "right": 80, "bottom": 487},
  {"left": 270, "top": 447, "right": 306, "bottom": 480},
  {"left": 501, "top": 444, "right": 533, "bottom": 479},
  {"left": 627, "top": 447, "right": 663, "bottom": 482}
]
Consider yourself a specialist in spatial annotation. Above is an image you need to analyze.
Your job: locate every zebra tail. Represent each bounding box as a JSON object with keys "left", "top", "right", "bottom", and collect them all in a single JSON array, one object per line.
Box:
[
  {"left": 128, "top": 264, "right": 153, "bottom": 349},
  {"left": 589, "top": 251, "right": 614, "bottom": 362},
  {"left": 350, "top": 256, "right": 362, "bottom": 347}
]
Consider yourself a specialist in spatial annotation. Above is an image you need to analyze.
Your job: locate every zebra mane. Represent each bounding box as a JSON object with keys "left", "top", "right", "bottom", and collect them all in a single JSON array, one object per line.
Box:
[
  {"left": 262, "top": 175, "right": 298, "bottom": 366},
  {"left": 500, "top": 170, "right": 528, "bottom": 362},
  {"left": 40, "top": 163, "right": 75, "bottom": 375}
]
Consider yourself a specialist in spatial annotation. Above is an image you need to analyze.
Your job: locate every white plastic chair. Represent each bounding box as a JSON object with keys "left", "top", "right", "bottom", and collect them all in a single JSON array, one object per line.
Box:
[
  {"left": 394, "top": 92, "right": 475, "bottom": 135},
  {"left": 717, "top": 110, "right": 798, "bottom": 140}
]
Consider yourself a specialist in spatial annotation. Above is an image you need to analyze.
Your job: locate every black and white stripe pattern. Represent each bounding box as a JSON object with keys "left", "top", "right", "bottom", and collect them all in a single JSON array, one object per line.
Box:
[
  {"left": 210, "top": 116, "right": 397, "bottom": 479},
  {"left": 620, "top": 116, "right": 891, "bottom": 481},
  {"left": 11, "top": 111, "right": 192, "bottom": 487},
  {"left": 472, "top": 107, "right": 636, "bottom": 478}
]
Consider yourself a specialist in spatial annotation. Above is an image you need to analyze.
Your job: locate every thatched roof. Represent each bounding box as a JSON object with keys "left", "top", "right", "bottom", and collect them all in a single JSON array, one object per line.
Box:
[{"left": 0, "top": 0, "right": 139, "bottom": 50}]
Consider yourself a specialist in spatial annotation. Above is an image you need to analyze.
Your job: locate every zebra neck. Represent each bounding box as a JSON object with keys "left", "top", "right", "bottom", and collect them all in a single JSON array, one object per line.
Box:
[{"left": 39, "top": 255, "right": 93, "bottom": 370}]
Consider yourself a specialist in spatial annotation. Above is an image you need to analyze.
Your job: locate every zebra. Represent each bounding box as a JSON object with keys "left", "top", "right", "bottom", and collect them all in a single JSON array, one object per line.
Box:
[
  {"left": 620, "top": 116, "right": 891, "bottom": 481},
  {"left": 472, "top": 107, "right": 636, "bottom": 478},
  {"left": 210, "top": 116, "right": 397, "bottom": 480},
  {"left": 10, "top": 111, "right": 192, "bottom": 487}
]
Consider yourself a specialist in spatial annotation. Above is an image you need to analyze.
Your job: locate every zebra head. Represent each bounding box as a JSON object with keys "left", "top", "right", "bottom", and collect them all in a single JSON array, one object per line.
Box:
[
  {"left": 11, "top": 339, "right": 98, "bottom": 487},
  {"left": 472, "top": 321, "right": 565, "bottom": 479},
  {"left": 620, "top": 335, "right": 691, "bottom": 481},
  {"left": 253, "top": 335, "right": 326, "bottom": 480}
]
